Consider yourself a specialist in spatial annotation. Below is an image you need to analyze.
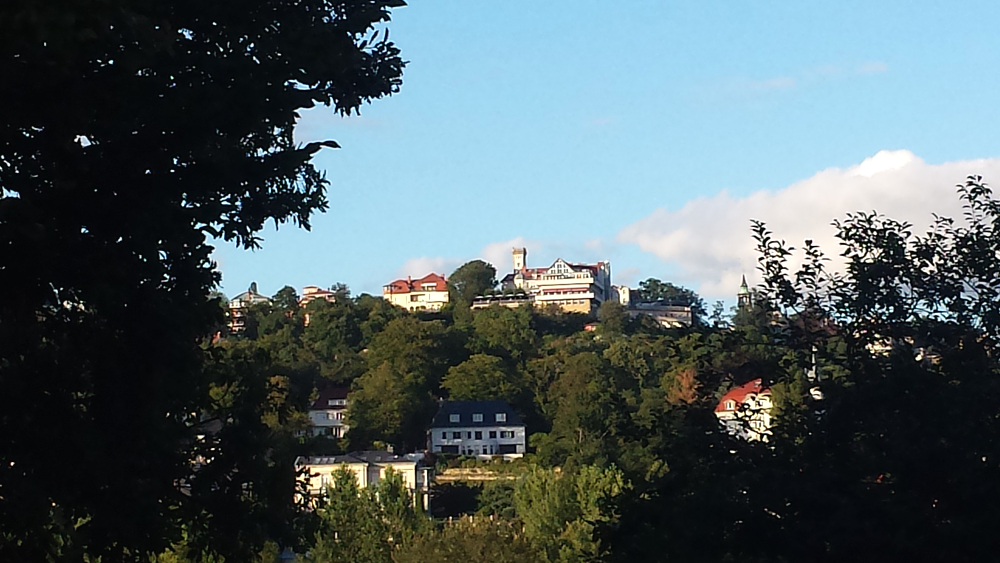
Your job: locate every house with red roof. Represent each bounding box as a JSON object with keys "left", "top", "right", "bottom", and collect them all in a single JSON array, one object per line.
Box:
[
  {"left": 499, "top": 247, "right": 613, "bottom": 316},
  {"left": 382, "top": 273, "right": 450, "bottom": 312},
  {"left": 715, "top": 378, "right": 772, "bottom": 441}
]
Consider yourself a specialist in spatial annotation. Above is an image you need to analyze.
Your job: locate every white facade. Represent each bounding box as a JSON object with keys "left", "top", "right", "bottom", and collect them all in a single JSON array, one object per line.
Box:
[
  {"left": 228, "top": 282, "right": 271, "bottom": 333},
  {"left": 502, "top": 248, "right": 613, "bottom": 316},
  {"left": 715, "top": 379, "right": 772, "bottom": 441},
  {"left": 429, "top": 424, "right": 527, "bottom": 458},
  {"left": 428, "top": 401, "right": 527, "bottom": 459},
  {"left": 306, "top": 387, "right": 349, "bottom": 438}
]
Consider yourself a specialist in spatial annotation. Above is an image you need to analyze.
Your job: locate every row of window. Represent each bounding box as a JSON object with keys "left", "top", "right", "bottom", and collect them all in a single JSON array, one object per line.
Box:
[
  {"left": 441, "top": 430, "right": 516, "bottom": 440},
  {"left": 449, "top": 412, "right": 506, "bottom": 423}
]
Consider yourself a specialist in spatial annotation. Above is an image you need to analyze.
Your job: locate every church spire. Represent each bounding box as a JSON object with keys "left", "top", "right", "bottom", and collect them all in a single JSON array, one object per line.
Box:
[{"left": 737, "top": 275, "right": 752, "bottom": 309}]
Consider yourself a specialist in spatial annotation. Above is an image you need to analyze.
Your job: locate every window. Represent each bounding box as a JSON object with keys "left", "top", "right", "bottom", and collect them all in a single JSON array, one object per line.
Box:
[
  {"left": 725, "top": 400, "right": 735, "bottom": 411},
  {"left": 500, "top": 430, "right": 515, "bottom": 439},
  {"left": 449, "top": 414, "right": 460, "bottom": 423},
  {"left": 489, "top": 431, "right": 497, "bottom": 439},
  {"left": 474, "top": 431, "right": 482, "bottom": 440},
  {"left": 452, "top": 431, "right": 462, "bottom": 439},
  {"left": 495, "top": 412, "right": 507, "bottom": 422},
  {"left": 472, "top": 413, "right": 483, "bottom": 422},
  {"left": 410, "top": 294, "right": 420, "bottom": 302},
  {"left": 466, "top": 431, "right": 472, "bottom": 439}
]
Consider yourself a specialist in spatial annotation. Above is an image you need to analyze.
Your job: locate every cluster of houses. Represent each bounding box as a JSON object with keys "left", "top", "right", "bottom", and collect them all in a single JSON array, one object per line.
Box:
[
  {"left": 228, "top": 246, "right": 697, "bottom": 333},
  {"left": 230, "top": 247, "right": 776, "bottom": 505},
  {"left": 295, "top": 395, "right": 528, "bottom": 511}
]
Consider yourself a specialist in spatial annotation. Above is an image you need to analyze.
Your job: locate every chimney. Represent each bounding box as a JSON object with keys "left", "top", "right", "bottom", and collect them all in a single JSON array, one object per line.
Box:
[{"left": 249, "top": 281, "right": 258, "bottom": 295}]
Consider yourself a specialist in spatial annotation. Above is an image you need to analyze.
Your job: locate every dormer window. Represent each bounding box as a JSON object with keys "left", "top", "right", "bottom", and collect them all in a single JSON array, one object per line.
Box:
[
  {"left": 472, "top": 413, "right": 483, "bottom": 422},
  {"left": 725, "top": 400, "right": 736, "bottom": 411},
  {"left": 495, "top": 413, "right": 507, "bottom": 422},
  {"left": 449, "top": 414, "right": 460, "bottom": 423}
]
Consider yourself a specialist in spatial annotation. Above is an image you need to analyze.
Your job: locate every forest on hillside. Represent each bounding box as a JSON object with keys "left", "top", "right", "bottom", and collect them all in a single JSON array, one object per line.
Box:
[{"left": 203, "top": 181, "right": 1000, "bottom": 562}]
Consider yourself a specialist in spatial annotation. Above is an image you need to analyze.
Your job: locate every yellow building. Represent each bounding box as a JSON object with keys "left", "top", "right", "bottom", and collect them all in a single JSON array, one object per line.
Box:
[
  {"left": 296, "top": 451, "right": 432, "bottom": 510},
  {"left": 382, "top": 273, "right": 449, "bottom": 311}
]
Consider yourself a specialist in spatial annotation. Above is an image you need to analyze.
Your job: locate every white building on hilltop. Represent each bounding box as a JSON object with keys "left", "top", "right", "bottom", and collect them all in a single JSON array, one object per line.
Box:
[
  {"left": 228, "top": 282, "right": 271, "bottom": 333},
  {"left": 499, "top": 247, "right": 612, "bottom": 316}
]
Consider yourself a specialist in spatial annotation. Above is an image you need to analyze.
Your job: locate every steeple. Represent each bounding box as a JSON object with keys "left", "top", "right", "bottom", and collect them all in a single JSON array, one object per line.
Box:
[{"left": 737, "top": 275, "right": 752, "bottom": 309}]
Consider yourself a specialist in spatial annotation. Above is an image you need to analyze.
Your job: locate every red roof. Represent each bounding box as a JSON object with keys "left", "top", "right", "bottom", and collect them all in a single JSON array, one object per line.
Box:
[
  {"left": 383, "top": 273, "right": 448, "bottom": 294},
  {"left": 715, "top": 378, "right": 770, "bottom": 413}
]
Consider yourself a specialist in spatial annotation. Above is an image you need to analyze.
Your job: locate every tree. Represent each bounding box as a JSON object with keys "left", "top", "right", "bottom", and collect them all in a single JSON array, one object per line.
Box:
[
  {"left": 272, "top": 286, "right": 301, "bottom": 313},
  {"left": 305, "top": 468, "right": 425, "bottom": 563},
  {"left": 442, "top": 354, "right": 521, "bottom": 402},
  {"left": 448, "top": 260, "right": 497, "bottom": 305},
  {"left": 635, "top": 279, "right": 706, "bottom": 319},
  {"left": 0, "top": 1, "right": 405, "bottom": 560}
]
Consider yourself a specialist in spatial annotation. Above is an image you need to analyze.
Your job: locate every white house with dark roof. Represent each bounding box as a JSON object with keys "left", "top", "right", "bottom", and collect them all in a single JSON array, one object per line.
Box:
[
  {"left": 428, "top": 400, "right": 526, "bottom": 459},
  {"left": 306, "top": 386, "right": 350, "bottom": 438}
]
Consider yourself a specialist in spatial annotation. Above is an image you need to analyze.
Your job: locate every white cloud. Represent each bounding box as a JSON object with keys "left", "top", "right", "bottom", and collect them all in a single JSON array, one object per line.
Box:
[
  {"left": 618, "top": 150, "right": 1000, "bottom": 299},
  {"left": 857, "top": 61, "right": 889, "bottom": 74}
]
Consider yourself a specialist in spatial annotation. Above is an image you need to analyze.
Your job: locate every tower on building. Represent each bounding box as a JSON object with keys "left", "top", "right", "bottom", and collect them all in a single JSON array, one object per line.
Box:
[
  {"left": 512, "top": 247, "right": 527, "bottom": 271},
  {"left": 737, "top": 275, "right": 752, "bottom": 310}
]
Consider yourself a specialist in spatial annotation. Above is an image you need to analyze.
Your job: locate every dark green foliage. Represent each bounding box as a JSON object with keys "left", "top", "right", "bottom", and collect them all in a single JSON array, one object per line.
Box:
[
  {"left": 447, "top": 260, "right": 498, "bottom": 306},
  {"left": 304, "top": 468, "right": 426, "bottom": 563},
  {"left": 636, "top": 278, "right": 707, "bottom": 320},
  {"left": 0, "top": 0, "right": 404, "bottom": 559},
  {"left": 394, "top": 517, "right": 543, "bottom": 563}
]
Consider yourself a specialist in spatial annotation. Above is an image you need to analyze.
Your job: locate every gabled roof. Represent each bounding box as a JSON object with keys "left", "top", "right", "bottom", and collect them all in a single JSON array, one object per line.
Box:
[
  {"left": 715, "top": 378, "right": 770, "bottom": 413},
  {"left": 309, "top": 386, "right": 350, "bottom": 410},
  {"left": 429, "top": 400, "right": 524, "bottom": 428},
  {"left": 383, "top": 273, "right": 448, "bottom": 294}
]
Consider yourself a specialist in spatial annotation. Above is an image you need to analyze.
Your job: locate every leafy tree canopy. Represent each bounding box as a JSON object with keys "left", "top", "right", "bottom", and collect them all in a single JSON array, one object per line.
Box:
[
  {"left": 448, "top": 260, "right": 497, "bottom": 305},
  {"left": 0, "top": 0, "right": 405, "bottom": 560},
  {"left": 635, "top": 278, "right": 707, "bottom": 319}
]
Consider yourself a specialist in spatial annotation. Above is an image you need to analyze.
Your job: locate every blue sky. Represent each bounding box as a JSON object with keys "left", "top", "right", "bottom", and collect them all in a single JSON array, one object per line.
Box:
[{"left": 214, "top": 1, "right": 1000, "bottom": 302}]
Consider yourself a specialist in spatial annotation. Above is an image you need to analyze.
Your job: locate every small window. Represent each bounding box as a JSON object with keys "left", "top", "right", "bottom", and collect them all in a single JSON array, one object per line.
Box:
[
  {"left": 466, "top": 431, "right": 472, "bottom": 439},
  {"left": 474, "top": 431, "right": 482, "bottom": 440},
  {"left": 500, "top": 430, "right": 515, "bottom": 439},
  {"left": 449, "top": 414, "right": 460, "bottom": 423},
  {"left": 495, "top": 412, "right": 507, "bottom": 422},
  {"left": 472, "top": 413, "right": 483, "bottom": 422},
  {"left": 328, "top": 399, "right": 336, "bottom": 406},
  {"left": 725, "top": 400, "right": 736, "bottom": 411},
  {"left": 441, "top": 432, "right": 447, "bottom": 440},
  {"left": 489, "top": 431, "right": 497, "bottom": 439},
  {"left": 452, "top": 431, "right": 462, "bottom": 439}
]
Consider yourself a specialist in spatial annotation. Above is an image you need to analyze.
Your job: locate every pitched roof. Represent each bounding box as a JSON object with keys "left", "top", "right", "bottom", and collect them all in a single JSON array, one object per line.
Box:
[
  {"left": 429, "top": 400, "right": 524, "bottom": 428},
  {"left": 310, "top": 386, "right": 350, "bottom": 410},
  {"left": 715, "top": 378, "right": 770, "bottom": 413},
  {"left": 383, "top": 273, "right": 448, "bottom": 294}
]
